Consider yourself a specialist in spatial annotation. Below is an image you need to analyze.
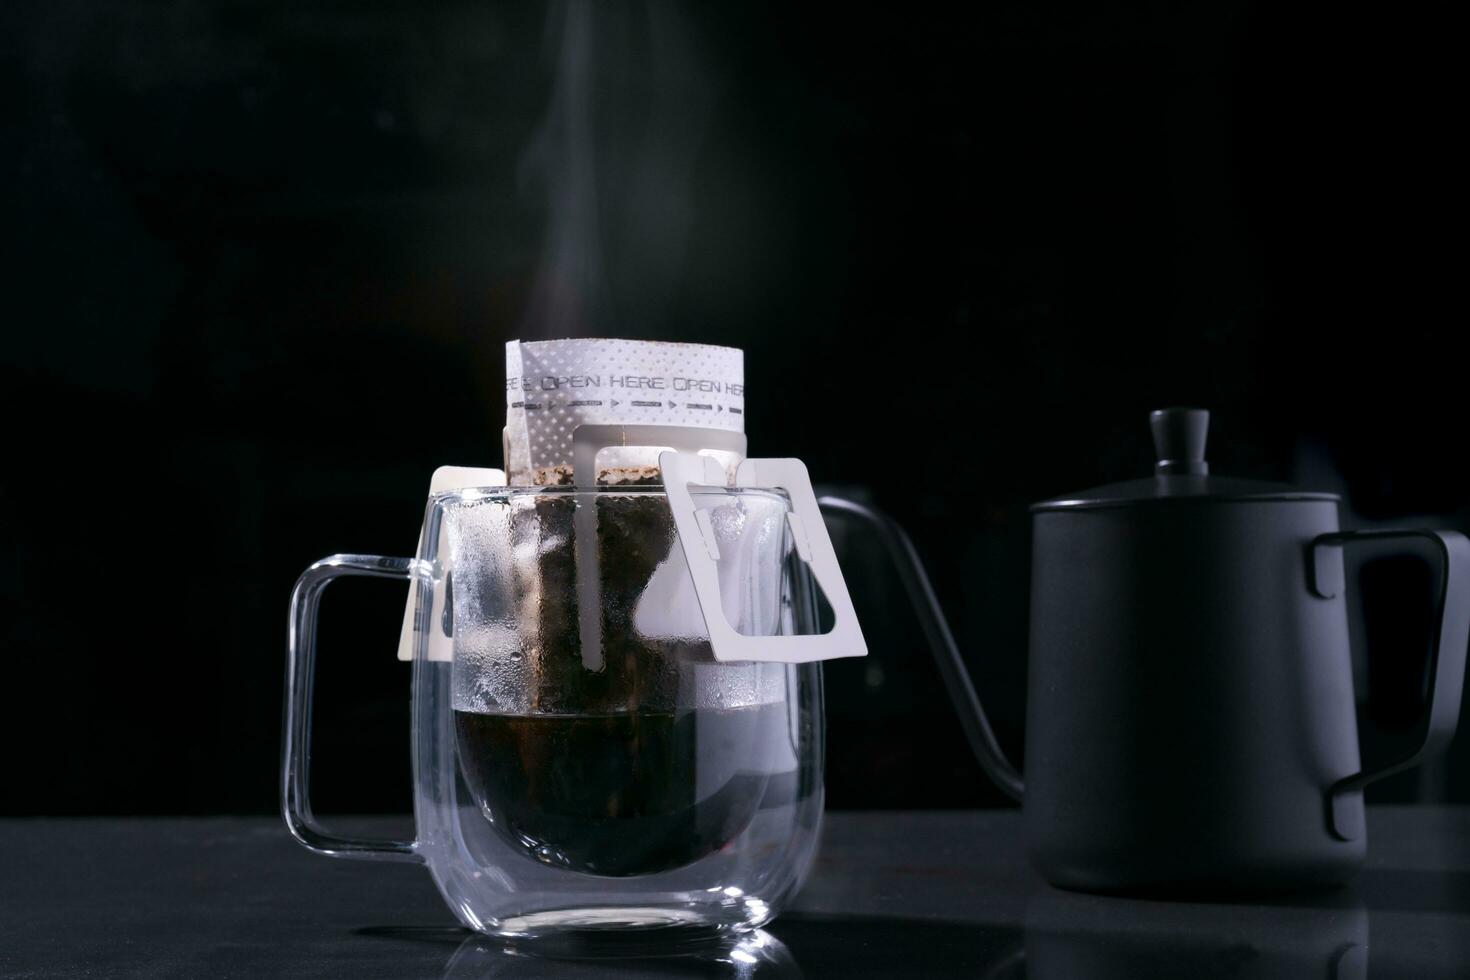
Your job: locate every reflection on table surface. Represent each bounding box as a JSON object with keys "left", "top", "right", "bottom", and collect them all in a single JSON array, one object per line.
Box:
[
  {"left": 432, "top": 872, "right": 1470, "bottom": 980},
  {"left": 3, "top": 810, "right": 1466, "bottom": 978}
]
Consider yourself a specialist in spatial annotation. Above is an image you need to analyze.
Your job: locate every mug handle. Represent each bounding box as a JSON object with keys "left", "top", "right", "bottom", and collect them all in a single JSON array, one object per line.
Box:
[
  {"left": 1310, "top": 530, "right": 1470, "bottom": 840},
  {"left": 282, "top": 554, "right": 424, "bottom": 863}
]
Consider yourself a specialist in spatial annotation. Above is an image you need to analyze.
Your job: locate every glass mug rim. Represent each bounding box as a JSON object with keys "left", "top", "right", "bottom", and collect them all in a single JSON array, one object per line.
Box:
[{"left": 429, "top": 483, "right": 793, "bottom": 506}]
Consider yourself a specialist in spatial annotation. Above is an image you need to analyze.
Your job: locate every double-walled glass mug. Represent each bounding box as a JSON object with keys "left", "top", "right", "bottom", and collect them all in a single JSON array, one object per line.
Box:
[{"left": 283, "top": 483, "right": 826, "bottom": 940}]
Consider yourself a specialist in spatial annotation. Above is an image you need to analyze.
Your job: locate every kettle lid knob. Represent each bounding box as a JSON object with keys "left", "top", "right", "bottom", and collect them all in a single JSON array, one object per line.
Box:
[{"left": 1149, "top": 408, "right": 1209, "bottom": 476}]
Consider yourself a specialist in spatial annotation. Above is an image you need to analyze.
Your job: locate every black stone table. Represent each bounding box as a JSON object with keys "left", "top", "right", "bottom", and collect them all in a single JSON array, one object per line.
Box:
[{"left": 3, "top": 808, "right": 1467, "bottom": 978}]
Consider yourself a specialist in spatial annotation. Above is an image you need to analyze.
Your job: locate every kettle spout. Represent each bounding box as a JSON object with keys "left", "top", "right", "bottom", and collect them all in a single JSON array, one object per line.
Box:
[{"left": 817, "top": 496, "right": 1025, "bottom": 803}]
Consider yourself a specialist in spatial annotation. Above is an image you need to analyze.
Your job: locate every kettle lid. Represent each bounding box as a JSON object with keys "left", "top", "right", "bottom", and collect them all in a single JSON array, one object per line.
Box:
[{"left": 1031, "top": 408, "right": 1339, "bottom": 512}]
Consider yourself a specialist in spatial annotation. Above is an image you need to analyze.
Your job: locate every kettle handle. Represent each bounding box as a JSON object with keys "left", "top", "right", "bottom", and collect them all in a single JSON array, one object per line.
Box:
[
  {"left": 817, "top": 497, "right": 1025, "bottom": 802},
  {"left": 1310, "top": 529, "right": 1470, "bottom": 840}
]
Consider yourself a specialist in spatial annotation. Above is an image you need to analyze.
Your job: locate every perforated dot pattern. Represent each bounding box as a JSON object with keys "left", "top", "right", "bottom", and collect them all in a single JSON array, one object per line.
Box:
[{"left": 504, "top": 339, "right": 745, "bottom": 482}]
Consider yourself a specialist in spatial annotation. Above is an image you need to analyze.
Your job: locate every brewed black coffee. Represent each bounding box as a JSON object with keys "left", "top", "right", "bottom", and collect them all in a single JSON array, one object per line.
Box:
[{"left": 454, "top": 704, "right": 785, "bottom": 877}]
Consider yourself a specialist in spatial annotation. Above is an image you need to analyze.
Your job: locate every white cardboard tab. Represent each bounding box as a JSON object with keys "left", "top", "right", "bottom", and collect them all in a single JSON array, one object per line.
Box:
[
  {"left": 660, "top": 451, "right": 868, "bottom": 664},
  {"left": 395, "top": 465, "right": 507, "bottom": 662}
]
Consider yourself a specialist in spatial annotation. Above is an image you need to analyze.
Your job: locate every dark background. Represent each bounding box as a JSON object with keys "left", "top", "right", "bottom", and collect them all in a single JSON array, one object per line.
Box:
[{"left": 3, "top": 1, "right": 1467, "bottom": 817}]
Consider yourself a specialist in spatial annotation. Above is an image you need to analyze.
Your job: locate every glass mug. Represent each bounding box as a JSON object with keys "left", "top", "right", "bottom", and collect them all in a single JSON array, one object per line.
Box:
[{"left": 283, "top": 484, "right": 825, "bottom": 939}]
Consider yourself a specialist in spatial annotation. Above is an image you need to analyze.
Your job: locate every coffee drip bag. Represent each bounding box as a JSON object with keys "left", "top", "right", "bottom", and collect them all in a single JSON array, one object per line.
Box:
[{"left": 440, "top": 339, "right": 797, "bottom": 875}]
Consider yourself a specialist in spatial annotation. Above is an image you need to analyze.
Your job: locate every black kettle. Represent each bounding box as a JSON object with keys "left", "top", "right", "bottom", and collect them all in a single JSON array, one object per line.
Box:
[{"left": 828, "top": 408, "right": 1470, "bottom": 895}]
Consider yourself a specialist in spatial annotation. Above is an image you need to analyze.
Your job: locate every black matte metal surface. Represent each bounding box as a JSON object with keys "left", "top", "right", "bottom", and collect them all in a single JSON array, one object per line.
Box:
[
  {"left": 3, "top": 808, "right": 1467, "bottom": 978},
  {"left": 1026, "top": 497, "right": 1370, "bottom": 892}
]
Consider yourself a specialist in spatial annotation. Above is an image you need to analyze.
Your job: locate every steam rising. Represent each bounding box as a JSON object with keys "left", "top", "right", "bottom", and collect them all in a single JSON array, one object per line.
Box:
[{"left": 518, "top": 1, "right": 711, "bottom": 339}]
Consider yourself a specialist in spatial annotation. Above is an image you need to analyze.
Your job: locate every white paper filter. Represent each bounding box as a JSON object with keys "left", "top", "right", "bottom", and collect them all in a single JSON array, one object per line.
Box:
[{"left": 504, "top": 338, "right": 744, "bottom": 485}]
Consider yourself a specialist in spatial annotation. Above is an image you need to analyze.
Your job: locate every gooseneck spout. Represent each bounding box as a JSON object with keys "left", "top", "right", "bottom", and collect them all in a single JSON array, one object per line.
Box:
[{"left": 817, "top": 496, "right": 1025, "bottom": 803}]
